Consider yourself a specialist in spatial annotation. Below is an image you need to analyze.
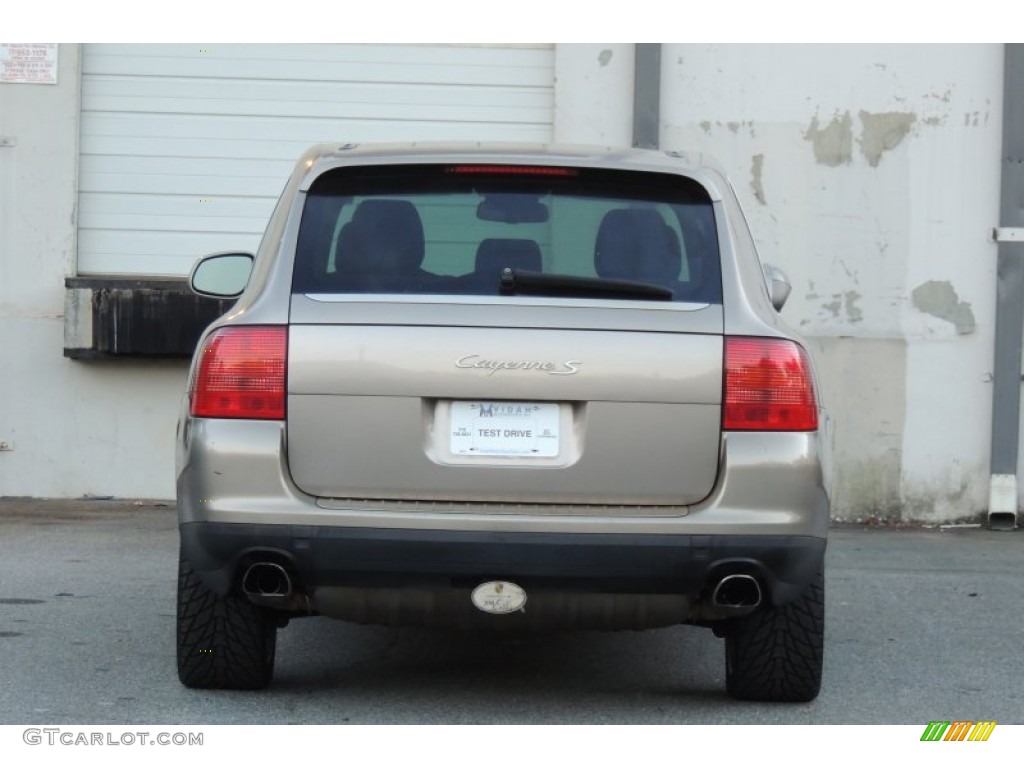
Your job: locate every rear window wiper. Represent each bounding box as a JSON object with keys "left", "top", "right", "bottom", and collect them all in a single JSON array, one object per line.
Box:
[{"left": 499, "top": 268, "right": 674, "bottom": 301}]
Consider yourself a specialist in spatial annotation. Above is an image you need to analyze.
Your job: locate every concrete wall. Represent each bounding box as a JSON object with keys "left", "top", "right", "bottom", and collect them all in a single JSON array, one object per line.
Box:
[
  {"left": 0, "top": 44, "right": 1010, "bottom": 522},
  {"left": 553, "top": 44, "right": 634, "bottom": 145},
  {"left": 0, "top": 44, "right": 576, "bottom": 500},
  {"left": 0, "top": 45, "right": 189, "bottom": 498},
  {"left": 659, "top": 44, "right": 1003, "bottom": 521}
]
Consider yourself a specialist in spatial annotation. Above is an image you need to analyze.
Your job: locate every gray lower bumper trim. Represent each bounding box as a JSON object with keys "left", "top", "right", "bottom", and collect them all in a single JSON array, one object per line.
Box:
[{"left": 180, "top": 522, "right": 826, "bottom": 608}]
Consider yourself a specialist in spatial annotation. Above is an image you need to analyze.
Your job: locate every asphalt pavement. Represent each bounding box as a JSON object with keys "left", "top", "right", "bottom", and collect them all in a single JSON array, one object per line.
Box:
[{"left": 0, "top": 499, "right": 1021, "bottom": 725}]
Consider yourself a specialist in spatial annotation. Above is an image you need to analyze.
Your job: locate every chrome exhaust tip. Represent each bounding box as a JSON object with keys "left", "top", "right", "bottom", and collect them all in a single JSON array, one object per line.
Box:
[
  {"left": 242, "top": 562, "right": 292, "bottom": 599},
  {"left": 712, "top": 574, "right": 763, "bottom": 609}
]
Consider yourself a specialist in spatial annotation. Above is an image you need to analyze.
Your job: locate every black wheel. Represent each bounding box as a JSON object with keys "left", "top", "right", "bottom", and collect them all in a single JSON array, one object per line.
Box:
[
  {"left": 724, "top": 567, "right": 824, "bottom": 702},
  {"left": 176, "top": 553, "right": 277, "bottom": 690}
]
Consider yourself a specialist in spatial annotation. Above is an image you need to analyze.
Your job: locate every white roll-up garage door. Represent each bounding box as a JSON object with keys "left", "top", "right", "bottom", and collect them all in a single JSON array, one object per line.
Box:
[{"left": 78, "top": 44, "right": 555, "bottom": 276}]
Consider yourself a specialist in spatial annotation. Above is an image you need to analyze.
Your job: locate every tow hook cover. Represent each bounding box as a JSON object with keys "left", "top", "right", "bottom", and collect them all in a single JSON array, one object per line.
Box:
[{"left": 471, "top": 581, "right": 527, "bottom": 614}]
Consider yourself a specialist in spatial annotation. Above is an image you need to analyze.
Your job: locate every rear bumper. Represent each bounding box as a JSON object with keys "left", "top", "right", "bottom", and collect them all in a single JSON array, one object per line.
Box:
[
  {"left": 176, "top": 420, "right": 831, "bottom": 537},
  {"left": 176, "top": 417, "right": 830, "bottom": 622},
  {"left": 181, "top": 520, "right": 825, "bottom": 608}
]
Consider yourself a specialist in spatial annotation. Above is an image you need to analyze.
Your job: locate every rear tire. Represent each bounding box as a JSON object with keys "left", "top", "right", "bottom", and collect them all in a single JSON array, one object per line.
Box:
[
  {"left": 176, "top": 553, "right": 277, "bottom": 690},
  {"left": 724, "top": 567, "right": 824, "bottom": 702}
]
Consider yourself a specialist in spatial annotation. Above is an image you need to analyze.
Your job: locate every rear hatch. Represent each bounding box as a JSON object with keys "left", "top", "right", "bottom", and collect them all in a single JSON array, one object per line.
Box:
[{"left": 285, "top": 162, "right": 724, "bottom": 508}]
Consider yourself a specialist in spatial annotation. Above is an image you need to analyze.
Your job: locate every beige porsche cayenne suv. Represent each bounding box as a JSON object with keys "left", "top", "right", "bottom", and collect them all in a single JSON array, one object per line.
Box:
[{"left": 175, "top": 143, "right": 830, "bottom": 701}]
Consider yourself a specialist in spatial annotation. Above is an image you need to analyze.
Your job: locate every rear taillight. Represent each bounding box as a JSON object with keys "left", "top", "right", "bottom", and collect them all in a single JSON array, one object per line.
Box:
[
  {"left": 723, "top": 337, "right": 818, "bottom": 431},
  {"left": 191, "top": 326, "right": 287, "bottom": 420}
]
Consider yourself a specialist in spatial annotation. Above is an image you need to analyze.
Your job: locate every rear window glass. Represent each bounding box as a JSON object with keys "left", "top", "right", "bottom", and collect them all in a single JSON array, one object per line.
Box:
[{"left": 292, "top": 164, "right": 721, "bottom": 304}]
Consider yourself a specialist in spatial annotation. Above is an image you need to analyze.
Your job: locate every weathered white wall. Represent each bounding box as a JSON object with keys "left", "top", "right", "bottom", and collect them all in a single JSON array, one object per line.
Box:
[
  {"left": 554, "top": 44, "right": 634, "bottom": 145},
  {"left": 0, "top": 43, "right": 1009, "bottom": 521},
  {"left": 0, "top": 44, "right": 567, "bottom": 500},
  {"left": 0, "top": 46, "right": 189, "bottom": 498},
  {"left": 660, "top": 44, "right": 1003, "bottom": 521}
]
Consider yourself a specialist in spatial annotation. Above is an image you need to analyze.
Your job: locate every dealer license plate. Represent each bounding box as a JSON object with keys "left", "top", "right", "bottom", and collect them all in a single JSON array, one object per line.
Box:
[{"left": 449, "top": 401, "right": 560, "bottom": 457}]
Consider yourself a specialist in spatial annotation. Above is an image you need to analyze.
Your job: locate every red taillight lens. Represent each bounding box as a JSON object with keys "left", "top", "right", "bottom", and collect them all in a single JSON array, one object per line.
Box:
[
  {"left": 723, "top": 337, "right": 818, "bottom": 431},
  {"left": 191, "top": 326, "right": 287, "bottom": 420}
]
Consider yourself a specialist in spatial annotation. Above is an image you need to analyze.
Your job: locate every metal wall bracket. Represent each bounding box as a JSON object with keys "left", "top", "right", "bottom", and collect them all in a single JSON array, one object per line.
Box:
[{"left": 993, "top": 227, "right": 1024, "bottom": 242}]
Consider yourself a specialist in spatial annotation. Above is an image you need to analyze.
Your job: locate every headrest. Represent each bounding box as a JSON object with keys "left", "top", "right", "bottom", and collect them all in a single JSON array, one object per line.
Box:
[
  {"left": 595, "top": 209, "right": 681, "bottom": 284},
  {"left": 345, "top": 199, "right": 425, "bottom": 270}
]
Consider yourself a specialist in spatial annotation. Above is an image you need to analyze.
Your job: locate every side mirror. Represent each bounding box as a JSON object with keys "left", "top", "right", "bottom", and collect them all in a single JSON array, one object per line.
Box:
[
  {"left": 190, "top": 252, "right": 255, "bottom": 298},
  {"left": 762, "top": 264, "right": 792, "bottom": 312}
]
